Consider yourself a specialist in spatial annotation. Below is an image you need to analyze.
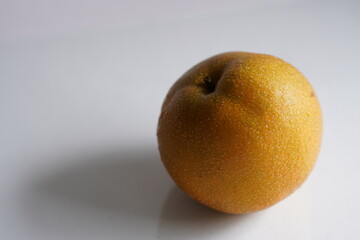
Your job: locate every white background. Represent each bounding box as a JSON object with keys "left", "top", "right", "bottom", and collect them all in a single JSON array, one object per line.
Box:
[{"left": 1, "top": 0, "right": 359, "bottom": 239}]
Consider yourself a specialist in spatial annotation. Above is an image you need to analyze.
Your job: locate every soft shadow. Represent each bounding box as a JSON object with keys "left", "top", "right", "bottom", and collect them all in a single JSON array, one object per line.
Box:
[
  {"left": 31, "top": 147, "right": 171, "bottom": 217},
  {"left": 157, "top": 186, "right": 260, "bottom": 239},
  {"left": 23, "top": 146, "right": 173, "bottom": 238}
]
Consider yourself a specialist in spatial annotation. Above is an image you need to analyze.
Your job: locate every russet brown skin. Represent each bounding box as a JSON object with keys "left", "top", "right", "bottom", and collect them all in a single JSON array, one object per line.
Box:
[{"left": 157, "top": 52, "right": 322, "bottom": 214}]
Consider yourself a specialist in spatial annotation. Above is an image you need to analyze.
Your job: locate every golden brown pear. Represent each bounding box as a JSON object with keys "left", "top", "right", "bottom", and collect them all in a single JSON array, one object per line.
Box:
[{"left": 157, "top": 52, "right": 322, "bottom": 214}]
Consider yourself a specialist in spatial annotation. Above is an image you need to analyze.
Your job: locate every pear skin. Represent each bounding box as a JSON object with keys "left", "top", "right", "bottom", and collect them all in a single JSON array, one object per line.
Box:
[{"left": 157, "top": 52, "right": 322, "bottom": 214}]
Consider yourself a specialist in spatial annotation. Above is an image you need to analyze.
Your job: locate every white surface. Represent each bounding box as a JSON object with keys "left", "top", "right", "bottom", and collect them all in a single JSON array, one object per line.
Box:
[{"left": 1, "top": 0, "right": 360, "bottom": 239}]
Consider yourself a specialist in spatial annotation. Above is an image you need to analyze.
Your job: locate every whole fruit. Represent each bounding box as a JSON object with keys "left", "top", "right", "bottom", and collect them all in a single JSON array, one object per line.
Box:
[{"left": 157, "top": 52, "right": 322, "bottom": 214}]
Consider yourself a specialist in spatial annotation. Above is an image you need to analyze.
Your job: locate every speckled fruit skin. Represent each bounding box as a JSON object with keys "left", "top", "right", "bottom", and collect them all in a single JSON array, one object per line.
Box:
[{"left": 157, "top": 52, "right": 322, "bottom": 214}]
